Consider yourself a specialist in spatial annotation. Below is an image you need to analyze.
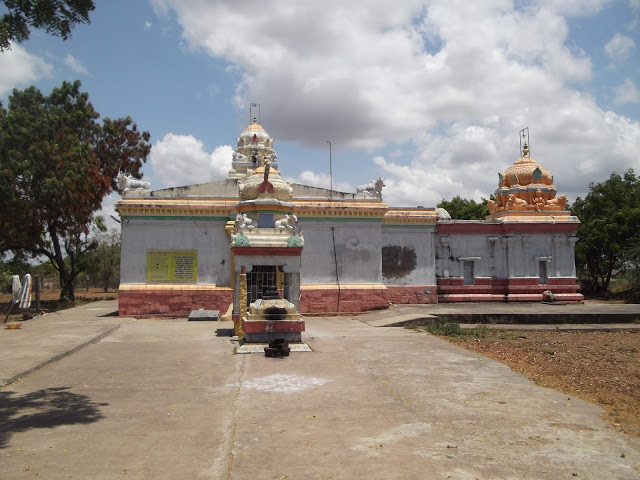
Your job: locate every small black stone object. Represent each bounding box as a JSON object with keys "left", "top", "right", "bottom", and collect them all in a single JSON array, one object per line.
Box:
[{"left": 265, "top": 338, "right": 290, "bottom": 358}]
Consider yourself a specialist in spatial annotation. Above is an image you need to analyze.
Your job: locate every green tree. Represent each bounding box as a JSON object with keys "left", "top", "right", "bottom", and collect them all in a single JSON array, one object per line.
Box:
[
  {"left": 1, "top": 0, "right": 94, "bottom": 51},
  {"left": 0, "top": 250, "right": 30, "bottom": 291},
  {"left": 437, "top": 195, "right": 490, "bottom": 220},
  {"left": 82, "top": 225, "right": 120, "bottom": 293},
  {"left": 571, "top": 169, "right": 640, "bottom": 294},
  {"left": 0, "top": 81, "right": 150, "bottom": 301},
  {"left": 625, "top": 238, "right": 640, "bottom": 292}
]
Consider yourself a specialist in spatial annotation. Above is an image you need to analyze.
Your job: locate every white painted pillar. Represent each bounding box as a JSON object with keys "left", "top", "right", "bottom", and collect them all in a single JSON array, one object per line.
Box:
[
  {"left": 503, "top": 235, "right": 516, "bottom": 278},
  {"left": 440, "top": 236, "right": 450, "bottom": 278},
  {"left": 521, "top": 234, "right": 531, "bottom": 276},
  {"left": 569, "top": 236, "right": 579, "bottom": 277},
  {"left": 553, "top": 235, "right": 565, "bottom": 277}
]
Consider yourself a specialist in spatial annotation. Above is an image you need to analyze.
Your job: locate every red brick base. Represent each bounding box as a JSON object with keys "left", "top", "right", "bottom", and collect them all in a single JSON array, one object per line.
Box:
[
  {"left": 299, "top": 286, "right": 390, "bottom": 314},
  {"left": 119, "top": 277, "right": 584, "bottom": 317},
  {"left": 118, "top": 286, "right": 233, "bottom": 317},
  {"left": 437, "top": 277, "right": 583, "bottom": 303},
  {"left": 387, "top": 285, "right": 437, "bottom": 304}
]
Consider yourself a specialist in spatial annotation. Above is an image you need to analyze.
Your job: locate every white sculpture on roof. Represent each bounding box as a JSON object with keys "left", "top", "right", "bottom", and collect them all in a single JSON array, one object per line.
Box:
[
  {"left": 356, "top": 177, "right": 385, "bottom": 198},
  {"left": 117, "top": 172, "right": 150, "bottom": 194}
]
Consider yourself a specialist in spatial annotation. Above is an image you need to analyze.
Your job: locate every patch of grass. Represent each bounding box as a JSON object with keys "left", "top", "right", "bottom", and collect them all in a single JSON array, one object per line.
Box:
[
  {"left": 472, "top": 324, "right": 489, "bottom": 338},
  {"left": 424, "top": 319, "right": 489, "bottom": 338}
]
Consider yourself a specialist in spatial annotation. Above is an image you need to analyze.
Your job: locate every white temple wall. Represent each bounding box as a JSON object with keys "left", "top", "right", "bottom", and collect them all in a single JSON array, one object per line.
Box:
[
  {"left": 435, "top": 234, "right": 505, "bottom": 279},
  {"left": 120, "top": 219, "right": 231, "bottom": 285},
  {"left": 297, "top": 220, "right": 383, "bottom": 285},
  {"left": 381, "top": 227, "right": 435, "bottom": 286},
  {"left": 435, "top": 232, "right": 577, "bottom": 280}
]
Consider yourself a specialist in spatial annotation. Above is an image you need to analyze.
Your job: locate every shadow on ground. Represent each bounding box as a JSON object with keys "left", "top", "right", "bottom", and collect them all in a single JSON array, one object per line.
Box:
[
  {"left": 215, "top": 327, "right": 234, "bottom": 337},
  {"left": 0, "top": 386, "right": 107, "bottom": 448}
]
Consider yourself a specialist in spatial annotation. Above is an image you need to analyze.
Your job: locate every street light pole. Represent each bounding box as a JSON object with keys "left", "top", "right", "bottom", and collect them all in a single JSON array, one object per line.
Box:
[{"left": 326, "top": 140, "right": 332, "bottom": 202}]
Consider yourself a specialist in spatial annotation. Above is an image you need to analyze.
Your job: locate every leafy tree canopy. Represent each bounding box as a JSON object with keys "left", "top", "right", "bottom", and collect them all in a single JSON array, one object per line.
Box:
[
  {"left": 437, "top": 195, "right": 490, "bottom": 220},
  {"left": 0, "top": 80, "right": 150, "bottom": 301},
  {"left": 1, "top": 0, "right": 94, "bottom": 50},
  {"left": 571, "top": 169, "right": 640, "bottom": 294}
]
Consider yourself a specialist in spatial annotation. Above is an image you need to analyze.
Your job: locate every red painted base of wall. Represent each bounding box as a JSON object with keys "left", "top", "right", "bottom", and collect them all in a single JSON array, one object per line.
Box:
[
  {"left": 437, "top": 277, "right": 583, "bottom": 303},
  {"left": 387, "top": 286, "right": 438, "bottom": 304},
  {"left": 242, "top": 319, "right": 305, "bottom": 333},
  {"left": 300, "top": 288, "right": 390, "bottom": 314},
  {"left": 119, "top": 288, "right": 233, "bottom": 317}
]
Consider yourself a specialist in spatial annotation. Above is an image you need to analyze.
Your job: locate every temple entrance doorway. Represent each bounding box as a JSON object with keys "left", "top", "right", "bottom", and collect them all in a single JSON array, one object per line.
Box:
[{"left": 246, "top": 265, "right": 277, "bottom": 305}]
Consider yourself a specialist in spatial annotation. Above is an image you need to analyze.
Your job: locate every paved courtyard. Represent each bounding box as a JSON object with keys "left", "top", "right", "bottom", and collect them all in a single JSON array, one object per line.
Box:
[{"left": 0, "top": 301, "right": 639, "bottom": 479}]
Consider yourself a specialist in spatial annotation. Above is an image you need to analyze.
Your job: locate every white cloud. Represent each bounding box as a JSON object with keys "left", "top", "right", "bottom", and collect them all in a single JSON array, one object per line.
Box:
[
  {"left": 604, "top": 33, "right": 636, "bottom": 62},
  {"left": 285, "top": 170, "right": 354, "bottom": 193},
  {"left": 151, "top": 1, "right": 640, "bottom": 206},
  {"left": 0, "top": 43, "right": 53, "bottom": 95},
  {"left": 144, "top": 21, "right": 152, "bottom": 31},
  {"left": 151, "top": 1, "right": 593, "bottom": 148},
  {"left": 150, "top": 133, "right": 232, "bottom": 188},
  {"left": 535, "top": 0, "right": 612, "bottom": 16},
  {"left": 63, "top": 53, "right": 88, "bottom": 74},
  {"left": 613, "top": 79, "right": 640, "bottom": 105}
]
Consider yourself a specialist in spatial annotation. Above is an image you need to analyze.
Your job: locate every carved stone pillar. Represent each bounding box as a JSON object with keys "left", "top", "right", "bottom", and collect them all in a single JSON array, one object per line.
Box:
[{"left": 236, "top": 265, "right": 247, "bottom": 340}]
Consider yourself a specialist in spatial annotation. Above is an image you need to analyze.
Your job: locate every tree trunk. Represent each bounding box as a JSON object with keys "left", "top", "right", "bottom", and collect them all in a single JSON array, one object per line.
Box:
[
  {"left": 50, "top": 225, "right": 76, "bottom": 302},
  {"left": 586, "top": 257, "right": 599, "bottom": 294},
  {"left": 60, "top": 279, "right": 75, "bottom": 302},
  {"left": 603, "top": 257, "right": 615, "bottom": 293}
]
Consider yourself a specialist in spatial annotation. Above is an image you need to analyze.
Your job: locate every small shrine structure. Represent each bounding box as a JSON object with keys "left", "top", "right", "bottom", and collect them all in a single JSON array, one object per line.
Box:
[
  {"left": 228, "top": 154, "right": 306, "bottom": 343},
  {"left": 436, "top": 131, "right": 582, "bottom": 302}
]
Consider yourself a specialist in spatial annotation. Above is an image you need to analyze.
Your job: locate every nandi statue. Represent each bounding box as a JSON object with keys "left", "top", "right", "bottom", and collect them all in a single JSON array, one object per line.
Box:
[
  {"left": 435, "top": 208, "right": 451, "bottom": 220},
  {"left": 274, "top": 214, "right": 297, "bottom": 230},
  {"left": 235, "top": 213, "right": 255, "bottom": 230},
  {"left": 117, "top": 172, "right": 150, "bottom": 194},
  {"left": 232, "top": 151, "right": 248, "bottom": 162},
  {"left": 357, "top": 177, "right": 385, "bottom": 197},
  {"left": 266, "top": 152, "right": 278, "bottom": 162}
]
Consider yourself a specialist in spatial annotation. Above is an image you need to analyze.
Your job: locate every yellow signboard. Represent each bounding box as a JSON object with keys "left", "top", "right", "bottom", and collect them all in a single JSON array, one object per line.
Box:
[{"left": 147, "top": 250, "right": 197, "bottom": 282}]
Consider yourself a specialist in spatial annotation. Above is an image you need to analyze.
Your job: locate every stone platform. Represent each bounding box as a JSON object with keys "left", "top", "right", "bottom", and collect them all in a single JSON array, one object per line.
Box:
[
  {"left": 187, "top": 309, "right": 220, "bottom": 321},
  {"left": 235, "top": 342, "right": 313, "bottom": 354}
]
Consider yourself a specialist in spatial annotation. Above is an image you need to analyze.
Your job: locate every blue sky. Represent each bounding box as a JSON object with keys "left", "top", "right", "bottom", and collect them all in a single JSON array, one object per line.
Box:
[{"left": 1, "top": 0, "right": 639, "bottom": 223}]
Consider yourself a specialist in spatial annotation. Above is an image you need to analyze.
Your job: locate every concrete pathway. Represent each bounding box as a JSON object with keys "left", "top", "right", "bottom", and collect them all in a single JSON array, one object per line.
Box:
[
  {"left": 0, "top": 301, "right": 131, "bottom": 386},
  {"left": 360, "top": 301, "right": 640, "bottom": 327},
  {"left": 0, "top": 303, "right": 638, "bottom": 479}
]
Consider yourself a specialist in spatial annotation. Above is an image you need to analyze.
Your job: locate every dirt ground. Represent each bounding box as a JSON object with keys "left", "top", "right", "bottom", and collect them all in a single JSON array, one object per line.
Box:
[{"left": 439, "top": 329, "right": 640, "bottom": 437}]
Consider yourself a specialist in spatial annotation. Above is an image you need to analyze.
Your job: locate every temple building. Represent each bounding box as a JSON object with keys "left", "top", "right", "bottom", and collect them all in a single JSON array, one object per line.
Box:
[{"left": 116, "top": 119, "right": 582, "bottom": 317}]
